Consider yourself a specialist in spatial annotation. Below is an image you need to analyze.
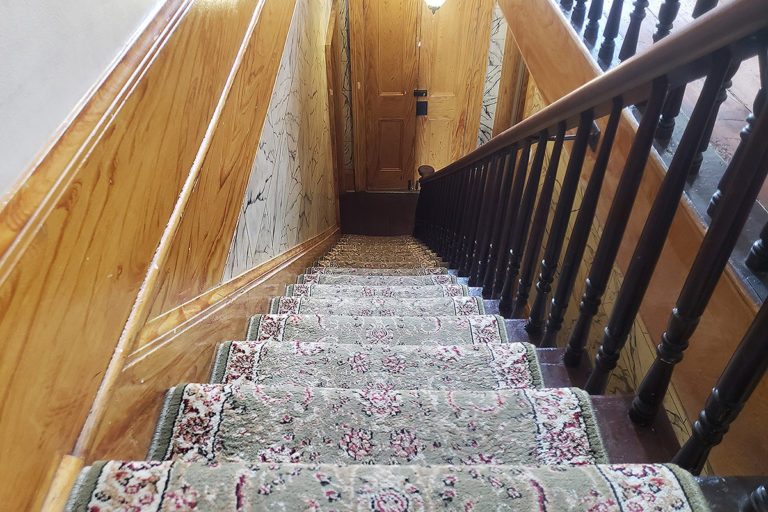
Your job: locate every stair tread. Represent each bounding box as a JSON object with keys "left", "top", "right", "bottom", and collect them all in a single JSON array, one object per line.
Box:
[
  {"left": 246, "top": 314, "right": 510, "bottom": 345},
  {"left": 269, "top": 296, "right": 485, "bottom": 316},
  {"left": 297, "top": 273, "right": 457, "bottom": 285},
  {"left": 212, "top": 339, "right": 542, "bottom": 390},
  {"left": 68, "top": 461, "right": 709, "bottom": 512},
  {"left": 285, "top": 283, "right": 469, "bottom": 298},
  {"left": 149, "top": 384, "right": 606, "bottom": 466},
  {"left": 306, "top": 266, "right": 449, "bottom": 275}
]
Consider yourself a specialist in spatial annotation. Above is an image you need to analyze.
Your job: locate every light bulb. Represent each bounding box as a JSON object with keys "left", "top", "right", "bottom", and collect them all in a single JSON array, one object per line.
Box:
[{"left": 424, "top": 0, "right": 446, "bottom": 13}]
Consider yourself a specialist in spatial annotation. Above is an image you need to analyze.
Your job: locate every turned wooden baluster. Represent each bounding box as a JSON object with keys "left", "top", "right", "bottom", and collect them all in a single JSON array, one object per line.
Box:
[
  {"left": 598, "top": 0, "right": 624, "bottom": 67},
  {"left": 438, "top": 171, "right": 461, "bottom": 257},
  {"left": 584, "top": 53, "right": 733, "bottom": 394},
  {"left": 561, "top": 0, "right": 575, "bottom": 10},
  {"left": 618, "top": 0, "right": 649, "bottom": 62},
  {"left": 469, "top": 154, "right": 505, "bottom": 285},
  {"left": 513, "top": 124, "right": 567, "bottom": 318},
  {"left": 451, "top": 164, "right": 480, "bottom": 265},
  {"left": 741, "top": 485, "right": 768, "bottom": 512},
  {"left": 488, "top": 142, "right": 532, "bottom": 298},
  {"left": 525, "top": 111, "right": 595, "bottom": 335},
  {"left": 564, "top": 78, "right": 668, "bottom": 366},
  {"left": 653, "top": 0, "right": 681, "bottom": 41},
  {"left": 472, "top": 150, "right": 516, "bottom": 286},
  {"left": 498, "top": 132, "right": 550, "bottom": 317},
  {"left": 572, "top": 0, "right": 588, "bottom": 28},
  {"left": 656, "top": 0, "right": 720, "bottom": 142},
  {"left": 482, "top": 146, "right": 526, "bottom": 297},
  {"left": 446, "top": 168, "right": 472, "bottom": 263},
  {"left": 690, "top": 61, "right": 741, "bottom": 177},
  {"left": 459, "top": 158, "right": 493, "bottom": 275},
  {"left": 539, "top": 98, "right": 623, "bottom": 347},
  {"left": 673, "top": 298, "right": 768, "bottom": 474},
  {"left": 584, "top": 0, "right": 604, "bottom": 44},
  {"left": 709, "top": 49, "right": 766, "bottom": 216},
  {"left": 746, "top": 221, "right": 768, "bottom": 273},
  {"left": 629, "top": 90, "right": 768, "bottom": 424}
]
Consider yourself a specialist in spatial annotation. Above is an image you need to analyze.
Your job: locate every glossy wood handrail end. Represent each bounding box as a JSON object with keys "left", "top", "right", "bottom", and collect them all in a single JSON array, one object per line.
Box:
[{"left": 40, "top": 455, "right": 84, "bottom": 512}]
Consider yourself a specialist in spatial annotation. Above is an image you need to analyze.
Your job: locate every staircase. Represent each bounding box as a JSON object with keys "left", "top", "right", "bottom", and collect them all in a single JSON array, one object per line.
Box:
[{"left": 64, "top": 235, "right": 710, "bottom": 511}]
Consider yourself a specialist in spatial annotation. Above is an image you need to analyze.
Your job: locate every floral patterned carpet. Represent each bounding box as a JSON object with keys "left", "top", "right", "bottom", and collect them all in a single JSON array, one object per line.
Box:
[{"left": 66, "top": 235, "right": 709, "bottom": 511}]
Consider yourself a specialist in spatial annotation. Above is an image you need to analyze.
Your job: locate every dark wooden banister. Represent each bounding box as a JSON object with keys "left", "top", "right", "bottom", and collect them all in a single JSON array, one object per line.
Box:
[
  {"left": 414, "top": 0, "right": 768, "bottom": 480},
  {"left": 420, "top": 0, "right": 768, "bottom": 185}
]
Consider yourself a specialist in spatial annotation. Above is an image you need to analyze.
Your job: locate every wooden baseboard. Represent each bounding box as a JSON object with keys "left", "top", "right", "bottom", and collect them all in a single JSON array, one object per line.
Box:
[
  {"left": 40, "top": 456, "right": 84, "bottom": 512},
  {"left": 80, "top": 226, "right": 339, "bottom": 462}
]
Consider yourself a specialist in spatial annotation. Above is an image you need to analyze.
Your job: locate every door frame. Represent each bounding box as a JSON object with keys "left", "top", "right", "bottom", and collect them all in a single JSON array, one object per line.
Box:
[{"left": 348, "top": 0, "right": 368, "bottom": 191}]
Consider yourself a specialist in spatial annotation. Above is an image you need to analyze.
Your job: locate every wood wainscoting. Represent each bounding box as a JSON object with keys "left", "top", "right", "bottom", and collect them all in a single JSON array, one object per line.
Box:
[
  {"left": 82, "top": 227, "right": 338, "bottom": 462},
  {"left": 0, "top": 1, "right": 316, "bottom": 509},
  {"left": 500, "top": 0, "right": 765, "bottom": 475}
]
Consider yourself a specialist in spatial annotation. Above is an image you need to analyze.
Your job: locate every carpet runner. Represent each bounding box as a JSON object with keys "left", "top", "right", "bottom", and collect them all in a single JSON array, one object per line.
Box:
[
  {"left": 269, "top": 296, "right": 485, "bottom": 316},
  {"left": 297, "top": 273, "right": 457, "bottom": 285},
  {"left": 68, "top": 462, "right": 707, "bottom": 511},
  {"left": 148, "top": 384, "right": 604, "bottom": 465},
  {"left": 245, "top": 314, "right": 509, "bottom": 345},
  {"left": 65, "top": 235, "right": 709, "bottom": 511},
  {"left": 285, "top": 283, "right": 468, "bottom": 298},
  {"left": 211, "top": 340, "right": 542, "bottom": 389}
]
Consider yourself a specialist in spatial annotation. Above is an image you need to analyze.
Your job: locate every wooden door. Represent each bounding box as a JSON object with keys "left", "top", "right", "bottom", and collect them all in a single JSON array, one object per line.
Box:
[
  {"left": 415, "top": 0, "right": 494, "bottom": 176},
  {"left": 349, "top": 0, "right": 493, "bottom": 190},
  {"left": 353, "top": 0, "right": 420, "bottom": 190}
]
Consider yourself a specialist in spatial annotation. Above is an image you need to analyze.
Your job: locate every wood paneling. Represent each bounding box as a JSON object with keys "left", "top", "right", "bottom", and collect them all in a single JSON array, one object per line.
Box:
[
  {"left": 326, "top": 0, "right": 347, "bottom": 205},
  {"left": 349, "top": 0, "right": 368, "bottom": 191},
  {"left": 144, "top": 0, "right": 296, "bottom": 320},
  {"left": 416, "top": 0, "right": 494, "bottom": 172},
  {"left": 492, "top": 29, "right": 529, "bottom": 135},
  {"left": 0, "top": 1, "right": 282, "bottom": 509},
  {"left": 360, "top": 0, "right": 420, "bottom": 190},
  {"left": 501, "top": 0, "right": 765, "bottom": 475},
  {"left": 85, "top": 228, "right": 338, "bottom": 461}
]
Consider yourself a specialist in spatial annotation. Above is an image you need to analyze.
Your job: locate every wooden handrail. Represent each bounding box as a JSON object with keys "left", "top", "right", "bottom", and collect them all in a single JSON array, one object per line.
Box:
[{"left": 421, "top": 0, "right": 767, "bottom": 183}]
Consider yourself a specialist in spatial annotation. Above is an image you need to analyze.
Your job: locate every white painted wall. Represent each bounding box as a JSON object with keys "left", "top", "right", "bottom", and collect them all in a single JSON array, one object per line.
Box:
[{"left": 0, "top": 0, "right": 161, "bottom": 200}]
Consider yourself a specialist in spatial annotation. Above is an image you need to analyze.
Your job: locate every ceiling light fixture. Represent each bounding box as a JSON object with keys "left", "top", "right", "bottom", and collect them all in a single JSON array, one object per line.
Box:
[{"left": 424, "top": 0, "right": 446, "bottom": 14}]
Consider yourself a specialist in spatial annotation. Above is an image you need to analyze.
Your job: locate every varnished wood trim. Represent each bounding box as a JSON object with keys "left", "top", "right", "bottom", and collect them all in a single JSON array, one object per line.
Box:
[
  {"left": 0, "top": 0, "right": 191, "bottom": 264},
  {"left": 492, "top": 28, "right": 527, "bottom": 136},
  {"left": 133, "top": 225, "right": 339, "bottom": 357},
  {"left": 349, "top": 0, "right": 367, "bottom": 191},
  {"left": 40, "top": 455, "right": 84, "bottom": 512},
  {"left": 83, "top": 227, "right": 339, "bottom": 461},
  {"left": 326, "top": 0, "right": 346, "bottom": 210},
  {"left": 72, "top": 0, "right": 271, "bottom": 459}
]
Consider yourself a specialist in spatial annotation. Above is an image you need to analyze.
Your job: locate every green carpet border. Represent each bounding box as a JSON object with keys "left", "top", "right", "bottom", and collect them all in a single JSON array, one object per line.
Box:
[
  {"left": 64, "top": 461, "right": 108, "bottom": 512},
  {"left": 474, "top": 296, "right": 486, "bottom": 314},
  {"left": 296, "top": 274, "right": 306, "bottom": 284},
  {"left": 666, "top": 463, "right": 712, "bottom": 512},
  {"left": 246, "top": 314, "right": 262, "bottom": 340},
  {"left": 573, "top": 388, "right": 609, "bottom": 464},
  {"left": 285, "top": 284, "right": 295, "bottom": 296},
  {"left": 147, "top": 385, "right": 187, "bottom": 460},
  {"left": 210, "top": 342, "right": 233, "bottom": 383},
  {"left": 268, "top": 297, "right": 280, "bottom": 314},
  {"left": 522, "top": 342, "right": 544, "bottom": 388},
  {"left": 494, "top": 314, "right": 510, "bottom": 344}
]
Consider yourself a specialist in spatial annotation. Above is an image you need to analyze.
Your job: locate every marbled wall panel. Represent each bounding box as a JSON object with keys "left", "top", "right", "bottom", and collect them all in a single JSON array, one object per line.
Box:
[
  {"left": 224, "top": 0, "right": 336, "bottom": 280},
  {"left": 477, "top": 1, "right": 508, "bottom": 147},
  {"left": 522, "top": 78, "right": 705, "bottom": 470}
]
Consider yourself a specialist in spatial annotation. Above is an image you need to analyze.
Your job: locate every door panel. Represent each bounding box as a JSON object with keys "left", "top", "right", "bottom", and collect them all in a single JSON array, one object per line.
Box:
[
  {"left": 416, "top": 0, "right": 494, "bottom": 176},
  {"left": 350, "top": 0, "right": 493, "bottom": 190},
  {"left": 362, "top": 0, "right": 419, "bottom": 190}
]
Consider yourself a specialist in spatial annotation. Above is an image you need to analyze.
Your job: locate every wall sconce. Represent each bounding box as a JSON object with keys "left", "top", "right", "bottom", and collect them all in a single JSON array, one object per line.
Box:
[{"left": 424, "top": 0, "right": 446, "bottom": 13}]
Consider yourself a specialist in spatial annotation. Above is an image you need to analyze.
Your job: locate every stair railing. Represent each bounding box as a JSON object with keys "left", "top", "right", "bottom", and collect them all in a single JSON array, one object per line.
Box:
[{"left": 415, "top": 0, "right": 768, "bottom": 473}]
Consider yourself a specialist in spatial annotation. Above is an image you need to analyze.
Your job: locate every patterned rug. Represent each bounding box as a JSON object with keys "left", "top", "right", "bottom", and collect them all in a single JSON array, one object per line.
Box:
[
  {"left": 306, "top": 266, "right": 449, "bottom": 275},
  {"left": 211, "top": 339, "right": 542, "bottom": 390},
  {"left": 149, "top": 384, "right": 605, "bottom": 465},
  {"left": 269, "top": 296, "right": 485, "bottom": 316},
  {"left": 68, "top": 461, "right": 708, "bottom": 512},
  {"left": 245, "top": 314, "right": 508, "bottom": 345},
  {"left": 315, "top": 259, "right": 446, "bottom": 269},
  {"left": 285, "top": 283, "right": 468, "bottom": 298},
  {"left": 297, "top": 273, "right": 457, "bottom": 285}
]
